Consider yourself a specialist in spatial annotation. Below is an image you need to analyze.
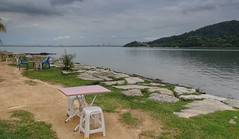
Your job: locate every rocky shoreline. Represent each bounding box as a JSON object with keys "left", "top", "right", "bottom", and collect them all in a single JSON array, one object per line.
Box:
[{"left": 51, "top": 58, "right": 239, "bottom": 120}]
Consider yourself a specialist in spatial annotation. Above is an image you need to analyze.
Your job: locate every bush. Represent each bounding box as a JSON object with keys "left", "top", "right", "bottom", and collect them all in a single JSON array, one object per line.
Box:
[{"left": 62, "top": 50, "right": 75, "bottom": 70}]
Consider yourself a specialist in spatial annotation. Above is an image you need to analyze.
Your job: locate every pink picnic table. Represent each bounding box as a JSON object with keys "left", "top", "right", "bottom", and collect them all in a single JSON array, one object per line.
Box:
[
  {"left": 58, "top": 85, "right": 111, "bottom": 96},
  {"left": 58, "top": 85, "right": 111, "bottom": 123}
]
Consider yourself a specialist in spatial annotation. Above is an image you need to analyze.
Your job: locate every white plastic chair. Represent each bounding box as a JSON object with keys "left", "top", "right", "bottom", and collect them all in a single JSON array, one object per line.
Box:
[{"left": 77, "top": 106, "right": 106, "bottom": 139}]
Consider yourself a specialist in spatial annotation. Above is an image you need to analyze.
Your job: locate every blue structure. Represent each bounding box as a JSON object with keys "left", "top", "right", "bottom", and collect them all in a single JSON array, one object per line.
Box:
[
  {"left": 19, "top": 57, "right": 28, "bottom": 70},
  {"left": 42, "top": 56, "right": 51, "bottom": 69}
]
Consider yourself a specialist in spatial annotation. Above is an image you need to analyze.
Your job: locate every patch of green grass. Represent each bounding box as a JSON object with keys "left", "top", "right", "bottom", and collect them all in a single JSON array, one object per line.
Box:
[
  {"left": 22, "top": 67, "right": 96, "bottom": 87},
  {"left": 121, "top": 112, "right": 141, "bottom": 128},
  {"left": 20, "top": 66, "right": 239, "bottom": 139},
  {"left": 24, "top": 80, "right": 37, "bottom": 86},
  {"left": 0, "top": 110, "right": 57, "bottom": 139}
]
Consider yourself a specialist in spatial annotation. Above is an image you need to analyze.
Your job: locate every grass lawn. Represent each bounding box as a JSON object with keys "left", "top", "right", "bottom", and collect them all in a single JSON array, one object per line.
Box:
[
  {"left": 20, "top": 66, "right": 239, "bottom": 138},
  {"left": 0, "top": 110, "right": 57, "bottom": 139}
]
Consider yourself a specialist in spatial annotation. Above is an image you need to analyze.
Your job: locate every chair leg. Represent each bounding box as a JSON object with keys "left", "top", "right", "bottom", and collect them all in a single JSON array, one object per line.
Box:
[
  {"left": 42, "top": 63, "right": 44, "bottom": 69},
  {"left": 19, "top": 64, "right": 21, "bottom": 70},
  {"left": 48, "top": 63, "right": 51, "bottom": 69},
  {"left": 101, "top": 112, "right": 106, "bottom": 136},
  {"left": 85, "top": 115, "right": 90, "bottom": 139},
  {"left": 27, "top": 64, "right": 29, "bottom": 70}
]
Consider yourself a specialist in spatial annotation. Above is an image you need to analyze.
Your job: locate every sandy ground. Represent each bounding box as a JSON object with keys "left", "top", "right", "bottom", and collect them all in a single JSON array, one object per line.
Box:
[{"left": 0, "top": 62, "right": 161, "bottom": 139}]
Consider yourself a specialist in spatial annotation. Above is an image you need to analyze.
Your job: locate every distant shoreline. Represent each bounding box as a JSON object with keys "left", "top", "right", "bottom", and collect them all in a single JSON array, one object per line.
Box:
[{"left": 0, "top": 45, "right": 122, "bottom": 47}]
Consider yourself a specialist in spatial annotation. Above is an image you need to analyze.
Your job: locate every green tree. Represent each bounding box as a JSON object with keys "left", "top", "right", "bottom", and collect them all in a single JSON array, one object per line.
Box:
[
  {"left": 0, "top": 18, "right": 6, "bottom": 45},
  {"left": 0, "top": 18, "right": 6, "bottom": 32}
]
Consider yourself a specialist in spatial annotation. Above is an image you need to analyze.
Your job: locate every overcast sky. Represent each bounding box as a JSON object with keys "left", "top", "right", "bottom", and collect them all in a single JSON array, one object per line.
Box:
[{"left": 0, "top": 0, "right": 239, "bottom": 45}]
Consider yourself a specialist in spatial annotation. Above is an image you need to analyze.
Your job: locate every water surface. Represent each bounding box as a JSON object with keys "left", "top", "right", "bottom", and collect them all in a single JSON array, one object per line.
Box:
[{"left": 1, "top": 46, "right": 239, "bottom": 99}]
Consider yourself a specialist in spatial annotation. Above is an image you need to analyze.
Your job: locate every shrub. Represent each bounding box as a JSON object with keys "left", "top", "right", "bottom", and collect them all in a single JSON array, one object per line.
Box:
[{"left": 62, "top": 50, "right": 75, "bottom": 70}]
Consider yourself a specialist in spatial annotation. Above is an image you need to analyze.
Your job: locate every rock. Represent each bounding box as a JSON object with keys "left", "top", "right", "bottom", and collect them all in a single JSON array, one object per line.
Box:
[
  {"left": 76, "top": 70, "right": 86, "bottom": 73},
  {"left": 114, "top": 73, "right": 130, "bottom": 79},
  {"left": 113, "top": 85, "right": 151, "bottom": 89},
  {"left": 121, "top": 89, "right": 143, "bottom": 97},
  {"left": 228, "top": 119, "right": 237, "bottom": 124},
  {"left": 173, "top": 99, "right": 235, "bottom": 118},
  {"left": 102, "top": 80, "right": 125, "bottom": 85},
  {"left": 92, "top": 70, "right": 115, "bottom": 78},
  {"left": 174, "top": 86, "right": 196, "bottom": 95},
  {"left": 62, "top": 70, "right": 73, "bottom": 75},
  {"left": 125, "top": 77, "right": 144, "bottom": 84},
  {"left": 223, "top": 99, "right": 239, "bottom": 108},
  {"left": 148, "top": 93, "right": 179, "bottom": 103},
  {"left": 149, "top": 83, "right": 165, "bottom": 86},
  {"left": 180, "top": 94, "right": 227, "bottom": 101},
  {"left": 73, "top": 64, "right": 93, "bottom": 69},
  {"left": 77, "top": 72, "right": 103, "bottom": 81},
  {"left": 148, "top": 88, "right": 174, "bottom": 96},
  {"left": 97, "top": 76, "right": 112, "bottom": 81}
]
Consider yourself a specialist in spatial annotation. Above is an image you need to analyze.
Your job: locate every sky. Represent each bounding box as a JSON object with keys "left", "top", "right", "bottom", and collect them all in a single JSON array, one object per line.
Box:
[{"left": 0, "top": 0, "right": 239, "bottom": 46}]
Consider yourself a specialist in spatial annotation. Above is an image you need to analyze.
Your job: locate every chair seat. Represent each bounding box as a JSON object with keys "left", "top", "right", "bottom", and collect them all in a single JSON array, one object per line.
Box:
[{"left": 79, "top": 106, "right": 106, "bottom": 139}]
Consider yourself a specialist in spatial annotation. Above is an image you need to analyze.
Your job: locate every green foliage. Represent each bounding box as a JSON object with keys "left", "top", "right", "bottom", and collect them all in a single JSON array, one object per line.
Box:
[
  {"left": 124, "top": 41, "right": 148, "bottom": 47},
  {"left": 62, "top": 50, "right": 75, "bottom": 70},
  {"left": 125, "top": 20, "right": 239, "bottom": 47},
  {"left": 0, "top": 110, "right": 57, "bottom": 139},
  {"left": 0, "top": 17, "right": 6, "bottom": 33}
]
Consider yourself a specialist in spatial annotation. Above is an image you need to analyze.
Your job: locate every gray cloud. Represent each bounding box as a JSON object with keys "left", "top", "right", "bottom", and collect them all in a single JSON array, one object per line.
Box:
[
  {"left": 180, "top": 0, "right": 239, "bottom": 14},
  {"left": 0, "top": 0, "right": 84, "bottom": 15},
  {"left": 50, "top": 0, "right": 83, "bottom": 5},
  {"left": 0, "top": 0, "right": 239, "bottom": 45}
]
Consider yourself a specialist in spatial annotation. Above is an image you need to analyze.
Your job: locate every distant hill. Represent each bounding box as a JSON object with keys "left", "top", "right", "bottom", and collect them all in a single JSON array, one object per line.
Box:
[{"left": 124, "top": 20, "right": 239, "bottom": 47}]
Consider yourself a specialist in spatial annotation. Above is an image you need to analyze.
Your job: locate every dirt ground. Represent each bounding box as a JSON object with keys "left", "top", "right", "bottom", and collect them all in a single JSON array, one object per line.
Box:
[{"left": 0, "top": 62, "right": 162, "bottom": 139}]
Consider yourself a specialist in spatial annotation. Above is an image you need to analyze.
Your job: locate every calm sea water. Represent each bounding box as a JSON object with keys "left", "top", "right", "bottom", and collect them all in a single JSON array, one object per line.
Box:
[{"left": 1, "top": 46, "right": 239, "bottom": 99}]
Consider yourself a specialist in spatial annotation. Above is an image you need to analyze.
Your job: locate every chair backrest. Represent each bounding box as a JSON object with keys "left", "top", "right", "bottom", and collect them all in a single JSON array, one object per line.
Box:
[
  {"left": 19, "top": 57, "right": 23, "bottom": 63},
  {"left": 46, "top": 56, "right": 50, "bottom": 62}
]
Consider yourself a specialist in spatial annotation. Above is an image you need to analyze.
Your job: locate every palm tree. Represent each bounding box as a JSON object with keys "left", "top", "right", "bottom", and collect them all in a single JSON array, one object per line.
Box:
[
  {"left": 0, "top": 18, "right": 6, "bottom": 33},
  {"left": 0, "top": 18, "right": 6, "bottom": 45}
]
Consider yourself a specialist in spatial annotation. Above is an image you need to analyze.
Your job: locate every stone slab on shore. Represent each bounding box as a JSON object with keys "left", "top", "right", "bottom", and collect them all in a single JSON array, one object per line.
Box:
[
  {"left": 223, "top": 99, "right": 239, "bottom": 108},
  {"left": 113, "top": 85, "right": 152, "bottom": 89},
  {"left": 121, "top": 89, "right": 143, "bottom": 97},
  {"left": 180, "top": 94, "right": 227, "bottom": 101},
  {"left": 174, "top": 99, "right": 235, "bottom": 118},
  {"left": 148, "top": 93, "right": 179, "bottom": 103},
  {"left": 148, "top": 88, "right": 174, "bottom": 96},
  {"left": 174, "top": 86, "right": 196, "bottom": 95},
  {"left": 102, "top": 80, "right": 125, "bottom": 85},
  {"left": 125, "top": 77, "right": 144, "bottom": 84}
]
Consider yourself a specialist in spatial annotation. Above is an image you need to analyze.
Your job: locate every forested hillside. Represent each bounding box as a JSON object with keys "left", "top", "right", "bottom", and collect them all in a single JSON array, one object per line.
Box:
[{"left": 124, "top": 20, "right": 239, "bottom": 47}]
